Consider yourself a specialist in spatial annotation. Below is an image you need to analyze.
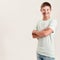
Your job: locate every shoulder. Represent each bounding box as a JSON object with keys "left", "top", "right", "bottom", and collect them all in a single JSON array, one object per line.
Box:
[
  {"left": 49, "top": 18, "right": 57, "bottom": 27},
  {"left": 50, "top": 18, "right": 57, "bottom": 24}
]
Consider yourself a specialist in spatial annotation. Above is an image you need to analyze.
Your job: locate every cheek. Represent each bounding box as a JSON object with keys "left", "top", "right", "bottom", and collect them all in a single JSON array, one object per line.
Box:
[
  {"left": 47, "top": 12, "right": 50, "bottom": 14},
  {"left": 47, "top": 10, "right": 51, "bottom": 13},
  {"left": 47, "top": 12, "right": 49, "bottom": 14},
  {"left": 42, "top": 11, "right": 45, "bottom": 14}
]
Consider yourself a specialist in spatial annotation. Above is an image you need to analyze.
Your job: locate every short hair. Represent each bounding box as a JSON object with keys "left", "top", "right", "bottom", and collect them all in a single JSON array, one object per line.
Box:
[{"left": 41, "top": 2, "right": 51, "bottom": 9}]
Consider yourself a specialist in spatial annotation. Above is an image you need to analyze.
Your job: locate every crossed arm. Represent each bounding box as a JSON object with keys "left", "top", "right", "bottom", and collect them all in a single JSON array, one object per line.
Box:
[{"left": 32, "top": 27, "right": 53, "bottom": 38}]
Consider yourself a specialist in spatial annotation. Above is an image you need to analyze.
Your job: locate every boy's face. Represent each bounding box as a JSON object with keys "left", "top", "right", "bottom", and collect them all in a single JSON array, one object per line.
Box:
[{"left": 40, "top": 6, "right": 51, "bottom": 17}]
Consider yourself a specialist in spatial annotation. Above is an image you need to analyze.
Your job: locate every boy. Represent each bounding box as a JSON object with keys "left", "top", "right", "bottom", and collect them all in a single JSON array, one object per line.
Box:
[{"left": 32, "top": 2, "right": 57, "bottom": 60}]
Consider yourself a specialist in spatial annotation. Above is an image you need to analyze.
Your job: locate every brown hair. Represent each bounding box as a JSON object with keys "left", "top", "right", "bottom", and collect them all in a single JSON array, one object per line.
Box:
[{"left": 41, "top": 2, "right": 51, "bottom": 9}]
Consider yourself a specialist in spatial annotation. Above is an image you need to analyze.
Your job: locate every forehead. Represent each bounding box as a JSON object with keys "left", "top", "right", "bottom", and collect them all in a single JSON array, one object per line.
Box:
[{"left": 41, "top": 6, "right": 51, "bottom": 10}]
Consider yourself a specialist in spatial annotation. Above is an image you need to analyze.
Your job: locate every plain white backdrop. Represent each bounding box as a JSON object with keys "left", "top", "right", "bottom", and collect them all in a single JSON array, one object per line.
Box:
[{"left": 0, "top": 0, "right": 59, "bottom": 60}]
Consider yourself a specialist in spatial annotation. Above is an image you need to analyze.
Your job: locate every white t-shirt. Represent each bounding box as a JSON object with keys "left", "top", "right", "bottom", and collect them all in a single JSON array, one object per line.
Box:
[{"left": 35, "top": 18, "right": 57, "bottom": 58}]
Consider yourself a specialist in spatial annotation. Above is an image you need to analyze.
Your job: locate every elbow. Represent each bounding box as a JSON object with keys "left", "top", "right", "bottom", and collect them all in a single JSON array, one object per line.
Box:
[
  {"left": 32, "top": 35, "right": 36, "bottom": 38},
  {"left": 32, "top": 34, "right": 34, "bottom": 38},
  {"left": 32, "top": 34, "right": 36, "bottom": 38}
]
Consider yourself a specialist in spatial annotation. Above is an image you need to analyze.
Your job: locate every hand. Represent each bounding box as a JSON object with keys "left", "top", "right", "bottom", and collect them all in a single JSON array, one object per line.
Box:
[{"left": 32, "top": 30, "right": 38, "bottom": 35}]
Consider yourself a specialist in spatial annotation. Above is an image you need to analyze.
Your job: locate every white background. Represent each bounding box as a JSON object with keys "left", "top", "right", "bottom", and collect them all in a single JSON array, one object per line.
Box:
[{"left": 0, "top": 0, "right": 59, "bottom": 60}]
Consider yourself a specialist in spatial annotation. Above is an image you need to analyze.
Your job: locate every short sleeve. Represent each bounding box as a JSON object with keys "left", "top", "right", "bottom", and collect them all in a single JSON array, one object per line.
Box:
[{"left": 48, "top": 19, "right": 57, "bottom": 33}]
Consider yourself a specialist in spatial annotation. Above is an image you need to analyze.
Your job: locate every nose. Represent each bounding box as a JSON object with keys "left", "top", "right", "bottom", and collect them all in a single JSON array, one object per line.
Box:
[
  {"left": 45, "top": 10, "right": 47, "bottom": 13},
  {"left": 44, "top": 10, "right": 49, "bottom": 14},
  {"left": 43, "top": 11, "right": 47, "bottom": 14}
]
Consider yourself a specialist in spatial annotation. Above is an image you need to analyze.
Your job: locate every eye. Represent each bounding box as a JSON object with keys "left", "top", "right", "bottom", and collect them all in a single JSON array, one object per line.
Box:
[{"left": 43, "top": 9, "right": 45, "bottom": 11}]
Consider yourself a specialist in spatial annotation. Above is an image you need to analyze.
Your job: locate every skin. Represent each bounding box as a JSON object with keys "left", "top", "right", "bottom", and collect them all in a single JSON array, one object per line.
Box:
[{"left": 32, "top": 6, "right": 53, "bottom": 39}]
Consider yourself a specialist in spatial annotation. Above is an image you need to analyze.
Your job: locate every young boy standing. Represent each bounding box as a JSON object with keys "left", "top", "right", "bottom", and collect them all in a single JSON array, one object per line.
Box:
[{"left": 32, "top": 2, "right": 57, "bottom": 60}]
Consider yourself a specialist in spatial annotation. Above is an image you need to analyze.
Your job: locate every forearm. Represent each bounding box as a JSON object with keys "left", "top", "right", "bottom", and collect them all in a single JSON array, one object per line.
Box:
[
  {"left": 35, "top": 31, "right": 46, "bottom": 38},
  {"left": 32, "top": 27, "right": 53, "bottom": 38},
  {"left": 32, "top": 30, "right": 45, "bottom": 38}
]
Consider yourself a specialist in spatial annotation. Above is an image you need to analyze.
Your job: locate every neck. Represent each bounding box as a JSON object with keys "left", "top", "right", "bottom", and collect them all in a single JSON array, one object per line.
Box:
[{"left": 43, "top": 16, "right": 50, "bottom": 20}]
